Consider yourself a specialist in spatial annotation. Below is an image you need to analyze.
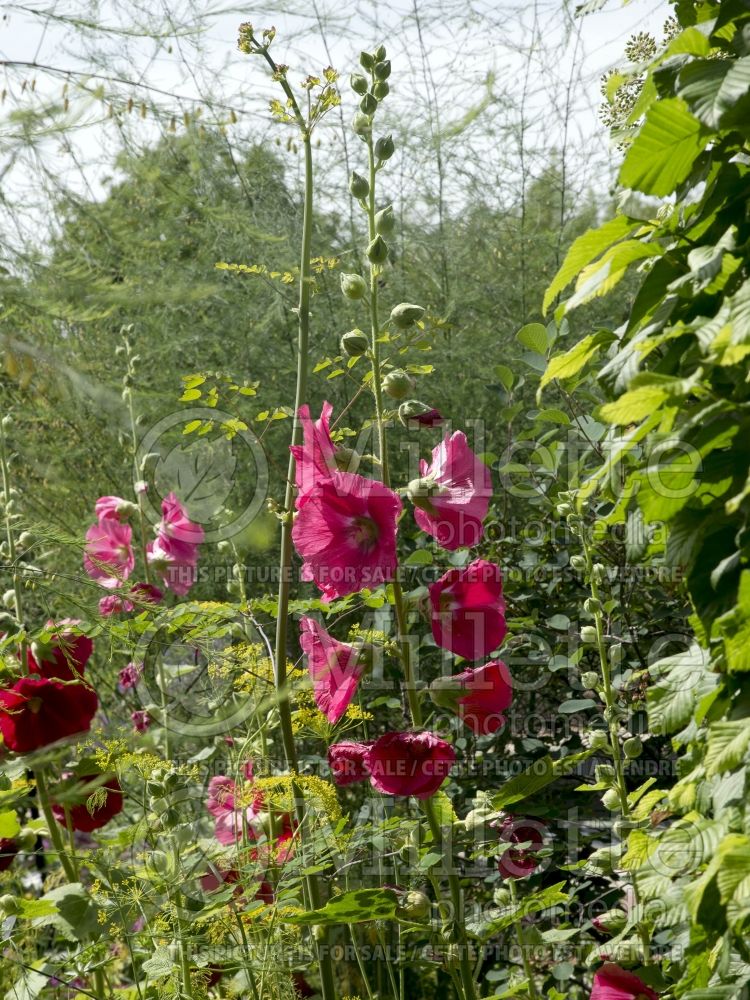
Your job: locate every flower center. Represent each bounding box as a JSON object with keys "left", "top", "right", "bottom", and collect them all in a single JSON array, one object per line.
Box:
[
  {"left": 27, "top": 697, "right": 43, "bottom": 714},
  {"left": 350, "top": 516, "right": 378, "bottom": 551}
]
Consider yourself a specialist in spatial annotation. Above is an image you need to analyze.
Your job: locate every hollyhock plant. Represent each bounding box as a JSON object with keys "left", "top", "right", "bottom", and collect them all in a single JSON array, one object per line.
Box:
[
  {"left": 328, "top": 741, "right": 373, "bottom": 786},
  {"left": 131, "top": 710, "right": 151, "bottom": 733},
  {"left": 299, "top": 616, "right": 370, "bottom": 724},
  {"left": 496, "top": 815, "right": 545, "bottom": 879},
  {"left": 27, "top": 621, "right": 93, "bottom": 681},
  {"left": 0, "top": 838, "right": 18, "bottom": 872},
  {"left": 118, "top": 661, "right": 143, "bottom": 691},
  {"left": 292, "top": 470, "right": 402, "bottom": 601},
  {"left": 130, "top": 582, "right": 163, "bottom": 605},
  {"left": 83, "top": 518, "right": 135, "bottom": 589},
  {"left": 156, "top": 492, "right": 205, "bottom": 555},
  {"left": 429, "top": 558, "right": 507, "bottom": 660},
  {"left": 0, "top": 676, "right": 98, "bottom": 753},
  {"left": 429, "top": 660, "right": 513, "bottom": 734},
  {"left": 52, "top": 774, "right": 123, "bottom": 832},
  {"left": 147, "top": 535, "right": 198, "bottom": 596},
  {"left": 95, "top": 495, "right": 137, "bottom": 521},
  {"left": 99, "top": 594, "right": 134, "bottom": 617},
  {"left": 590, "top": 964, "right": 659, "bottom": 1000},
  {"left": 409, "top": 430, "right": 492, "bottom": 550},
  {"left": 368, "top": 731, "right": 455, "bottom": 799},
  {"left": 290, "top": 401, "right": 339, "bottom": 498}
]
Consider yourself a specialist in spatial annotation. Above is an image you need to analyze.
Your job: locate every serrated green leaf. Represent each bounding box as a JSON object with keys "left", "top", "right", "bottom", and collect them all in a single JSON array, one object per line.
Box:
[
  {"left": 705, "top": 720, "right": 750, "bottom": 776},
  {"left": 491, "top": 750, "right": 592, "bottom": 809},
  {"left": 543, "top": 215, "right": 636, "bottom": 313},
  {"left": 619, "top": 98, "right": 709, "bottom": 197}
]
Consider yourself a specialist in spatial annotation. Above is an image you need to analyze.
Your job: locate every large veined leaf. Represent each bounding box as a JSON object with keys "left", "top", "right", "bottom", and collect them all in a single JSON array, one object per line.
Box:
[
  {"left": 564, "top": 240, "right": 663, "bottom": 313},
  {"left": 543, "top": 215, "right": 636, "bottom": 313},
  {"left": 678, "top": 56, "right": 750, "bottom": 129},
  {"left": 539, "top": 330, "right": 616, "bottom": 390},
  {"left": 599, "top": 385, "right": 673, "bottom": 425},
  {"left": 491, "top": 750, "right": 592, "bottom": 809},
  {"left": 705, "top": 720, "right": 750, "bottom": 776},
  {"left": 619, "top": 98, "right": 709, "bottom": 197},
  {"left": 647, "top": 643, "right": 716, "bottom": 736},
  {"left": 715, "top": 570, "right": 750, "bottom": 672},
  {"left": 280, "top": 888, "right": 399, "bottom": 926},
  {"left": 466, "top": 882, "right": 569, "bottom": 941}
]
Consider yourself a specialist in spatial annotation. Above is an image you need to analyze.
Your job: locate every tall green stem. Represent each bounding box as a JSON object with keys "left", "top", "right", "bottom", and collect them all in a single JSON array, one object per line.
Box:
[
  {"left": 35, "top": 768, "right": 77, "bottom": 884},
  {"left": 508, "top": 878, "right": 538, "bottom": 1000},
  {"left": 0, "top": 418, "right": 27, "bottom": 669}
]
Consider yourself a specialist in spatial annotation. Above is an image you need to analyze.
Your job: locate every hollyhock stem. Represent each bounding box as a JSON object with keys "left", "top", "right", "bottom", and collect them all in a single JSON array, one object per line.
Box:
[
  {"left": 35, "top": 768, "right": 77, "bottom": 883},
  {"left": 124, "top": 362, "right": 152, "bottom": 584},
  {"left": 579, "top": 525, "right": 650, "bottom": 964},
  {"left": 508, "top": 879, "right": 538, "bottom": 1000},
  {"left": 0, "top": 418, "right": 27, "bottom": 670},
  {"left": 365, "top": 135, "right": 388, "bottom": 481}
]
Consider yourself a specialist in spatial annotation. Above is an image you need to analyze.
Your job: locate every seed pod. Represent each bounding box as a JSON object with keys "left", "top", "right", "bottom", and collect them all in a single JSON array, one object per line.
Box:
[
  {"left": 359, "top": 51, "right": 375, "bottom": 71},
  {"left": 584, "top": 597, "right": 602, "bottom": 614},
  {"left": 375, "top": 204, "right": 395, "bottom": 236},
  {"left": 580, "top": 625, "right": 598, "bottom": 644},
  {"left": 602, "top": 788, "right": 621, "bottom": 811},
  {"left": 374, "top": 59, "right": 391, "bottom": 80},
  {"left": 349, "top": 171, "right": 370, "bottom": 199},
  {"left": 383, "top": 369, "right": 415, "bottom": 400},
  {"left": 340, "top": 272, "right": 368, "bottom": 300},
  {"left": 352, "top": 112, "right": 372, "bottom": 136},
  {"left": 374, "top": 134, "right": 395, "bottom": 160},
  {"left": 588, "top": 729, "right": 610, "bottom": 751},
  {"left": 359, "top": 92, "right": 378, "bottom": 116},
  {"left": 366, "top": 234, "right": 389, "bottom": 265},
  {"left": 390, "top": 302, "right": 425, "bottom": 328},
  {"left": 396, "top": 890, "right": 430, "bottom": 922},
  {"left": 341, "top": 329, "right": 369, "bottom": 357},
  {"left": 373, "top": 79, "right": 390, "bottom": 100},
  {"left": 350, "top": 73, "right": 368, "bottom": 95},
  {"left": 623, "top": 736, "right": 642, "bottom": 759}
]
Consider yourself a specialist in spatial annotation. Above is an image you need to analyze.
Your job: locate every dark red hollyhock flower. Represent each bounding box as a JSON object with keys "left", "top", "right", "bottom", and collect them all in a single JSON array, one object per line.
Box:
[
  {"left": 27, "top": 622, "right": 93, "bottom": 681},
  {"left": 496, "top": 815, "right": 545, "bottom": 879},
  {"left": 129, "top": 582, "right": 164, "bottom": 605},
  {"left": 51, "top": 774, "right": 123, "bottom": 832},
  {"left": 0, "top": 677, "right": 98, "bottom": 753},
  {"left": 292, "top": 972, "right": 316, "bottom": 998},
  {"left": 0, "top": 838, "right": 18, "bottom": 872},
  {"left": 368, "top": 731, "right": 455, "bottom": 799},
  {"left": 429, "top": 559, "right": 506, "bottom": 660},
  {"left": 590, "top": 963, "right": 660, "bottom": 1000},
  {"left": 328, "top": 741, "right": 373, "bottom": 786}
]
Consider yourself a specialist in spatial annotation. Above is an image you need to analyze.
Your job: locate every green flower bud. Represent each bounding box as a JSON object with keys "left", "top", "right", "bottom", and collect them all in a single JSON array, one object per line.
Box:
[
  {"left": 341, "top": 272, "right": 368, "bottom": 300},
  {"left": 373, "top": 79, "right": 390, "bottom": 100},
  {"left": 584, "top": 597, "right": 602, "bottom": 615},
  {"left": 493, "top": 887, "right": 512, "bottom": 906},
  {"left": 586, "top": 845, "right": 621, "bottom": 875},
  {"left": 595, "top": 764, "right": 616, "bottom": 786},
  {"left": 592, "top": 563, "right": 607, "bottom": 584},
  {"left": 312, "top": 923, "right": 327, "bottom": 942},
  {"left": 366, "top": 234, "right": 389, "bottom": 265},
  {"left": 597, "top": 908, "right": 627, "bottom": 933},
  {"left": 359, "top": 92, "right": 378, "bottom": 116},
  {"left": 557, "top": 502, "right": 572, "bottom": 516},
  {"left": 349, "top": 171, "right": 370, "bottom": 199},
  {"left": 374, "top": 44, "right": 387, "bottom": 62},
  {"left": 17, "top": 531, "right": 32, "bottom": 549},
  {"left": 374, "top": 134, "right": 395, "bottom": 160},
  {"left": 570, "top": 554, "right": 586, "bottom": 572},
  {"left": 609, "top": 643, "right": 625, "bottom": 666},
  {"left": 390, "top": 302, "right": 425, "bottom": 328},
  {"left": 580, "top": 625, "right": 598, "bottom": 644},
  {"left": 334, "top": 446, "right": 360, "bottom": 474},
  {"left": 396, "top": 890, "right": 430, "bottom": 922},
  {"left": 374, "top": 59, "right": 391, "bottom": 80},
  {"left": 0, "top": 894, "right": 20, "bottom": 916},
  {"left": 623, "top": 736, "right": 642, "bottom": 759},
  {"left": 581, "top": 671, "right": 600, "bottom": 690},
  {"left": 383, "top": 369, "right": 415, "bottom": 400},
  {"left": 359, "top": 51, "right": 375, "bottom": 71},
  {"left": 341, "top": 329, "right": 369, "bottom": 357},
  {"left": 352, "top": 112, "right": 372, "bottom": 136},
  {"left": 2, "top": 590, "right": 15, "bottom": 609},
  {"left": 602, "top": 788, "right": 621, "bottom": 811},
  {"left": 588, "top": 729, "right": 610, "bottom": 751},
  {"left": 18, "top": 829, "right": 37, "bottom": 851},
  {"left": 398, "top": 399, "right": 438, "bottom": 427},
  {"left": 375, "top": 204, "right": 395, "bottom": 236},
  {"left": 350, "top": 73, "right": 368, "bottom": 95}
]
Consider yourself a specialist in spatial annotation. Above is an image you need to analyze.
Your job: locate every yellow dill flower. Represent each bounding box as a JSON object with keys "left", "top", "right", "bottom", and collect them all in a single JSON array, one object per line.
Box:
[{"left": 344, "top": 704, "right": 373, "bottom": 722}]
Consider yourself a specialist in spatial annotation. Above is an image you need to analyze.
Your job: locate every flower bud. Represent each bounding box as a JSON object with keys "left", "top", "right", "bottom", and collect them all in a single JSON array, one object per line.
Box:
[
  {"left": 584, "top": 597, "right": 602, "bottom": 615},
  {"left": 17, "top": 531, "right": 32, "bottom": 550},
  {"left": 623, "top": 736, "right": 642, "bottom": 759},
  {"left": 359, "top": 92, "right": 378, "bottom": 116},
  {"left": 493, "top": 887, "right": 511, "bottom": 906},
  {"left": 352, "top": 112, "right": 372, "bottom": 137},
  {"left": 592, "top": 563, "right": 607, "bottom": 583},
  {"left": 374, "top": 134, "right": 395, "bottom": 160},
  {"left": 366, "top": 235, "right": 389, "bottom": 265},
  {"left": 373, "top": 79, "right": 390, "bottom": 100},
  {"left": 350, "top": 73, "right": 368, "bottom": 95},
  {"left": 18, "top": 829, "right": 37, "bottom": 852},
  {"left": 396, "top": 890, "right": 430, "bottom": 922},
  {"left": 588, "top": 729, "right": 610, "bottom": 751},
  {"left": 0, "top": 894, "right": 20, "bottom": 916},
  {"left": 581, "top": 671, "right": 600, "bottom": 690},
  {"left": 2, "top": 590, "right": 16, "bottom": 609},
  {"left": 602, "top": 788, "right": 621, "bottom": 811},
  {"left": 390, "top": 302, "right": 425, "bottom": 328},
  {"left": 1, "top": 415, "right": 12, "bottom": 429},
  {"left": 594, "top": 764, "right": 616, "bottom": 786},
  {"left": 580, "top": 625, "right": 598, "bottom": 644},
  {"left": 609, "top": 643, "right": 625, "bottom": 665},
  {"left": 383, "top": 369, "right": 415, "bottom": 400},
  {"left": 349, "top": 171, "right": 370, "bottom": 199},
  {"left": 595, "top": 908, "right": 627, "bottom": 934},
  {"left": 374, "top": 60, "right": 391, "bottom": 80},
  {"left": 312, "top": 924, "right": 327, "bottom": 942},
  {"left": 398, "top": 400, "right": 441, "bottom": 427},
  {"left": 570, "top": 554, "right": 586, "bottom": 572},
  {"left": 557, "top": 502, "right": 572, "bottom": 516},
  {"left": 359, "top": 51, "right": 375, "bottom": 71},
  {"left": 340, "top": 272, "right": 367, "bottom": 300},
  {"left": 341, "top": 329, "right": 369, "bottom": 357}
]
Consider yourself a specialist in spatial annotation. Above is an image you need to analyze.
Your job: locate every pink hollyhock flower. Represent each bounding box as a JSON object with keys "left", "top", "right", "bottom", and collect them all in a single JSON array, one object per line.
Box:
[
  {"left": 368, "top": 731, "right": 455, "bottom": 799},
  {"left": 27, "top": 622, "right": 93, "bottom": 682},
  {"left": 328, "top": 741, "right": 373, "bottom": 786},
  {"left": 99, "top": 594, "right": 134, "bottom": 617},
  {"left": 130, "top": 582, "right": 163, "bottom": 605},
  {"left": 0, "top": 676, "right": 98, "bottom": 753},
  {"left": 118, "top": 661, "right": 143, "bottom": 691},
  {"left": 495, "top": 815, "right": 545, "bottom": 879},
  {"left": 84, "top": 519, "right": 135, "bottom": 589},
  {"left": 156, "top": 493, "right": 204, "bottom": 557},
  {"left": 131, "top": 710, "right": 151, "bottom": 733},
  {"left": 429, "top": 559, "right": 507, "bottom": 660},
  {"left": 290, "top": 402, "right": 339, "bottom": 498},
  {"left": 206, "top": 773, "right": 264, "bottom": 846},
  {"left": 299, "top": 617, "right": 369, "bottom": 724},
  {"left": 429, "top": 660, "right": 512, "bottom": 735},
  {"left": 410, "top": 431, "right": 492, "bottom": 550},
  {"left": 147, "top": 536, "right": 198, "bottom": 596},
  {"left": 95, "top": 496, "right": 136, "bottom": 521},
  {"left": 292, "top": 470, "right": 402, "bottom": 601},
  {"left": 590, "top": 964, "right": 659, "bottom": 1000}
]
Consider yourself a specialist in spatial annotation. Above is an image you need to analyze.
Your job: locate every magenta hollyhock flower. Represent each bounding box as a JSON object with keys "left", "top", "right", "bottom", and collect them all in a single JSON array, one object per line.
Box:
[
  {"left": 129, "top": 582, "right": 163, "bottom": 605},
  {"left": 299, "top": 617, "right": 368, "bottom": 724},
  {"left": 290, "top": 402, "right": 339, "bottom": 499},
  {"left": 95, "top": 495, "right": 135, "bottom": 521},
  {"left": 27, "top": 621, "right": 93, "bottom": 682},
  {"left": 118, "top": 661, "right": 143, "bottom": 691},
  {"left": 292, "top": 470, "right": 402, "bottom": 601},
  {"left": 429, "top": 559, "right": 507, "bottom": 660},
  {"left": 590, "top": 964, "right": 659, "bottom": 1000},
  {"left": 84, "top": 518, "right": 135, "bottom": 589},
  {"left": 156, "top": 492, "right": 204, "bottom": 557},
  {"left": 430, "top": 660, "right": 513, "bottom": 735},
  {"left": 410, "top": 431, "right": 492, "bottom": 550},
  {"left": 496, "top": 815, "right": 545, "bottom": 879},
  {"left": 147, "top": 536, "right": 198, "bottom": 596},
  {"left": 328, "top": 741, "right": 373, "bottom": 786},
  {"left": 131, "top": 710, "right": 151, "bottom": 733},
  {"left": 99, "top": 594, "right": 134, "bottom": 617},
  {"left": 206, "top": 774, "right": 263, "bottom": 846},
  {"left": 368, "top": 731, "right": 455, "bottom": 799},
  {"left": 0, "top": 676, "right": 98, "bottom": 753}
]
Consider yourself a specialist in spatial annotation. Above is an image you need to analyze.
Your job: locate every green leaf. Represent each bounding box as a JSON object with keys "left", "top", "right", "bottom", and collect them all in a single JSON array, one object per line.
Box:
[
  {"left": 647, "top": 643, "right": 716, "bottom": 736},
  {"left": 564, "top": 240, "right": 662, "bottom": 312},
  {"left": 430, "top": 790, "right": 458, "bottom": 825},
  {"left": 142, "top": 946, "right": 176, "bottom": 981},
  {"left": 0, "top": 810, "right": 20, "bottom": 839},
  {"left": 678, "top": 56, "right": 750, "bottom": 129},
  {"left": 466, "top": 882, "right": 569, "bottom": 941},
  {"left": 539, "top": 330, "right": 615, "bottom": 389},
  {"left": 280, "top": 888, "right": 399, "bottom": 926},
  {"left": 543, "top": 215, "right": 636, "bottom": 313},
  {"left": 403, "top": 549, "right": 433, "bottom": 567},
  {"left": 33, "top": 882, "right": 100, "bottom": 941},
  {"left": 705, "top": 721, "right": 750, "bottom": 777},
  {"left": 599, "top": 386, "right": 672, "bottom": 425},
  {"left": 178, "top": 387, "right": 202, "bottom": 402},
  {"left": 494, "top": 364, "right": 514, "bottom": 391},
  {"left": 491, "top": 750, "right": 592, "bottom": 809},
  {"left": 619, "top": 98, "right": 709, "bottom": 197},
  {"left": 716, "top": 570, "right": 750, "bottom": 672},
  {"left": 515, "top": 323, "right": 548, "bottom": 354}
]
